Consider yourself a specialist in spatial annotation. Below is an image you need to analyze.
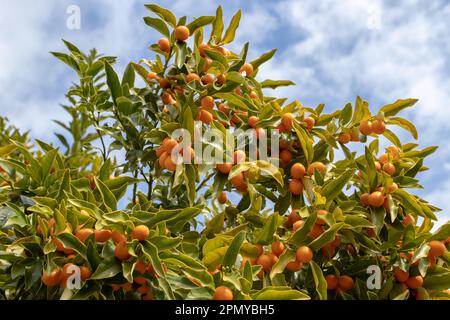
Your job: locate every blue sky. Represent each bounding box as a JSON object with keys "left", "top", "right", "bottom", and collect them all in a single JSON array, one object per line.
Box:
[{"left": 1, "top": 0, "right": 449, "bottom": 226}]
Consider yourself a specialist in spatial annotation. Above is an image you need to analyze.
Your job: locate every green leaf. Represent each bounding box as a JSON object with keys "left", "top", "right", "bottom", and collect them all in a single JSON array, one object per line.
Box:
[
  {"left": 222, "top": 10, "right": 241, "bottom": 44},
  {"left": 90, "top": 260, "right": 121, "bottom": 280},
  {"left": 289, "top": 211, "right": 317, "bottom": 246},
  {"left": 255, "top": 213, "right": 282, "bottom": 245},
  {"left": 121, "top": 62, "right": 135, "bottom": 88},
  {"left": 261, "top": 79, "right": 295, "bottom": 89},
  {"left": 141, "top": 241, "right": 165, "bottom": 278},
  {"left": 394, "top": 189, "right": 436, "bottom": 220},
  {"left": 51, "top": 52, "right": 79, "bottom": 71},
  {"left": 211, "top": 6, "right": 224, "bottom": 42},
  {"left": 379, "top": 99, "right": 418, "bottom": 117},
  {"left": 250, "top": 48, "right": 277, "bottom": 70},
  {"left": 222, "top": 231, "right": 246, "bottom": 268},
  {"left": 310, "top": 261, "right": 327, "bottom": 300},
  {"left": 144, "top": 17, "right": 170, "bottom": 38},
  {"left": 388, "top": 117, "right": 418, "bottom": 139},
  {"left": 339, "top": 103, "right": 353, "bottom": 126},
  {"left": 145, "top": 4, "right": 177, "bottom": 27},
  {"left": 423, "top": 272, "right": 450, "bottom": 290},
  {"left": 309, "top": 223, "right": 345, "bottom": 251},
  {"left": 55, "top": 233, "right": 87, "bottom": 258},
  {"left": 252, "top": 287, "right": 310, "bottom": 300},
  {"left": 104, "top": 61, "right": 123, "bottom": 103},
  {"left": 321, "top": 170, "right": 354, "bottom": 203},
  {"left": 175, "top": 41, "right": 187, "bottom": 69},
  {"left": 0, "top": 144, "right": 16, "bottom": 156},
  {"left": 187, "top": 16, "right": 215, "bottom": 34},
  {"left": 116, "top": 96, "right": 134, "bottom": 116},
  {"left": 94, "top": 177, "right": 117, "bottom": 211},
  {"left": 293, "top": 122, "right": 314, "bottom": 164}
]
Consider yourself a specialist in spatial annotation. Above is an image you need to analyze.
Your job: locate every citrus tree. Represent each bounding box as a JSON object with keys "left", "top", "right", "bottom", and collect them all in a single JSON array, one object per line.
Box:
[{"left": 0, "top": 4, "right": 449, "bottom": 300}]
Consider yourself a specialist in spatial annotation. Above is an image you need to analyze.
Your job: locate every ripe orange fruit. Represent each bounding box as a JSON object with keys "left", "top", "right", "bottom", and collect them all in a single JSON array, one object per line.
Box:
[
  {"left": 309, "top": 224, "right": 324, "bottom": 238},
  {"left": 271, "top": 241, "right": 285, "bottom": 256},
  {"left": 164, "top": 155, "right": 177, "bottom": 171},
  {"left": 159, "top": 77, "right": 171, "bottom": 88},
  {"left": 350, "top": 129, "right": 360, "bottom": 142},
  {"left": 218, "top": 191, "right": 228, "bottom": 204},
  {"left": 161, "top": 92, "right": 174, "bottom": 105},
  {"left": 304, "top": 117, "right": 315, "bottom": 130},
  {"left": 316, "top": 209, "right": 328, "bottom": 225},
  {"left": 289, "top": 179, "right": 303, "bottom": 195},
  {"left": 198, "top": 43, "right": 210, "bottom": 57},
  {"left": 75, "top": 228, "right": 94, "bottom": 243},
  {"left": 239, "top": 63, "right": 254, "bottom": 76},
  {"left": 134, "top": 276, "right": 148, "bottom": 285},
  {"left": 218, "top": 103, "right": 229, "bottom": 115},
  {"left": 80, "top": 266, "right": 91, "bottom": 281},
  {"left": 137, "top": 285, "right": 150, "bottom": 294},
  {"left": 387, "top": 145, "right": 400, "bottom": 159},
  {"left": 135, "top": 261, "right": 148, "bottom": 274},
  {"left": 174, "top": 26, "right": 190, "bottom": 41},
  {"left": 394, "top": 267, "right": 409, "bottom": 283},
  {"left": 248, "top": 116, "right": 259, "bottom": 128},
  {"left": 296, "top": 246, "right": 313, "bottom": 263},
  {"left": 162, "top": 138, "right": 178, "bottom": 152},
  {"left": 94, "top": 229, "right": 112, "bottom": 242},
  {"left": 42, "top": 269, "right": 62, "bottom": 287},
  {"left": 338, "top": 133, "right": 351, "bottom": 144},
  {"left": 406, "top": 276, "right": 423, "bottom": 289},
  {"left": 339, "top": 275, "right": 354, "bottom": 291},
  {"left": 197, "top": 109, "right": 213, "bottom": 124},
  {"left": 111, "top": 230, "right": 126, "bottom": 244},
  {"left": 281, "top": 113, "right": 295, "bottom": 131},
  {"left": 280, "top": 150, "right": 293, "bottom": 164},
  {"left": 290, "top": 163, "right": 306, "bottom": 179},
  {"left": 115, "top": 241, "right": 131, "bottom": 261},
  {"left": 428, "top": 240, "right": 446, "bottom": 257},
  {"left": 326, "top": 275, "right": 339, "bottom": 290},
  {"left": 201, "top": 74, "right": 215, "bottom": 85},
  {"left": 368, "top": 191, "right": 385, "bottom": 207},
  {"left": 307, "top": 162, "right": 326, "bottom": 176},
  {"left": 374, "top": 161, "right": 382, "bottom": 171},
  {"left": 186, "top": 73, "right": 200, "bottom": 83},
  {"left": 249, "top": 91, "right": 258, "bottom": 99},
  {"left": 256, "top": 254, "right": 273, "bottom": 272},
  {"left": 230, "top": 172, "right": 245, "bottom": 187},
  {"left": 286, "top": 260, "right": 302, "bottom": 272},
  {"left": 361, "top": 193, "right": 370, "bottom": 206},
  {"left": 367, "top": 227, "right": 376, "bottom": 238},
  {"left": 402, "top": 214, "right": 415, "bottom": 226},
  {"left": 201, "top": 96, "right": 215, "bottom": 110},
  {"left": 379, "top": 153, "right": 389, "bottom": 165},
  {"left": 131, "top": 225, "right": 150, "bottom": 241},
  {"left": 216, "top": 163, "right": 232, "bottom": 174},
  {"left": 146, "top": 72, "right": 158, "bottom": 80},
  {"left": 255, "top": 244, "right": 264, "bottom": 256},
  {"left": 157, "top": 38, "right": 171, "bottom": 53},
  {"left": 383, "top": 162, "right": 396, "bottom": 175},
  {"left": 292, "top": 220, "right": 304, "bottom": 232},
  {"left": 372, "top": 119, "right": 386, "bottom": 134},
  {"left": 359, "top": 120, "right": 373, "bottom": 135},
  {"left": 213, "top": 286, "right": 233, "bottom": 300},
  {"left": 388, "top": 182, "right": 398, "bottom": 193}
]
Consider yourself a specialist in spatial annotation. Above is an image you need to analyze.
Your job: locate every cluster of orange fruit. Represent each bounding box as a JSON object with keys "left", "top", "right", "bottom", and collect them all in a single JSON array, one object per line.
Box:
[
  {"left": 213, "top": 285, "right": 234, "bottom": 300},
  {"left": 337, "top": 118, "right": 386, "bottom": 145},
  {"left": 41, "top": 263, "right": 91, "bottom": 288},
  {"left": 325, "top": 274, "right": 354, "bottom": 295},
  {"left": 156, "top": 138, "right": 195, "bottom": 172},
  {"left": 288, "top": 161, "right": 326, "bottom": 196},
  {"left": 110, "top": 260, "right": 155, "bottom": 300},
  {"left": 278, "top": 113, "right": 315, "bottom": 133},
  {"left": 216, "top": 150, "right": 249, "bottom": 193}
]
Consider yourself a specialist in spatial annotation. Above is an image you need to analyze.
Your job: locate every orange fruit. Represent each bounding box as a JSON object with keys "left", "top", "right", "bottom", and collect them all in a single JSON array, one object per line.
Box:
[
  {"left": 137, "top": 285, "right": 150, "bottom": 294},
  {"left": 402, "top": 214, "right": 415, "bottom": 226},
  {"left": 174, "top": 26, "right": 190, "bottom": 41},
  {"left": 131, "top": 225, "right": 150, "bottom": 241},
  {"left": 198, "top": 43, "right": 210, "bottom": 57},
  {"left": 186, "top": 73, "right": 200, "bottom": 83},
  {"left": 248, "top": 116, "right": 259, "bottom": 128},
  {"left": 146, "top": 72, "right": 158, "bottom": 80},
  {"left": 290, "top": 163, "right": 306, "bottom": 179},
  {"left": 201, "top": 96, "right": 215, "bottom": 110},
  {"left": 94, "top": 229, "right": 112, "bottom": 242},
  {"left": 271, "top": 241, "right": 285, "bottom": 256},
  {"left": 114, "top": 241, "right": 131, "bottom": 261},
  {"left": 388, "top": 182, "right": 398, "bottom": 193},
  {"left": 280, "top": 149, "right": 293, "bottom": 164},
  {"left": 42, "top": 269, "right": 62, "bottom": 287},
  {"left": 201, "top": 74, "right": 215, "bottom": 85},
  {"left": 159, "top": 78, "right": 171, "bottom": 89},
  {"left": 387, "top": 145, "right": 400, "bottom": 159},
  {"left": 292, "top": 220, "right": 305, "bottom": 232},
  {"left": 230, "top": 172, "right": 245, "bottom": 187},
  {"left": 256, "top": 254, "right": 273, "bottom": 272},
  {"left": 216, "top": 73, "right": 227, "bottom": 85},
  {"left": 80, "top": 266, "right": 91, "bottom": 281},
  {"left": 307, "top": 162, "right": 326, "bottom": 176},
  {"left": 213, "top": 286, "right": 233, "bottom": 300},
  {"left": 75, "top": 228, "right": 94, "bottom": 243},
  {"left": 286, "top": 260, "right": 302, "bottom": 272},
  {"left": 368, "top": 191, "right": 385, "bottom": 207},
  {"left": 338, "top": 133, "right": 351, "bottom": 144},
  {"left": 326, "top": 275, "right": 339, "bottom": 290},
  {"left": 359, "top": 120, "right": 373, "bottom": 135},
  {"left": 304, "top": 117, "right": 315, "bottom": 130},
  {"left": 111, "top": 230, "right": 126, "bottom": 244},
  {"left": 134, "top": 276, "right": 148, "bottom": 285},
  {"left": 289, "top": 179, "right": 303, "bottom": 195},
  {"left": 155, "top": 145, "right": 165, "bottom": 158},
  {"left": 350, "top": 129, "right": 360, "bottom": 142},
  {"left": 375, "top": 161, "right": 382, "bottom": 171},
  {"left": 316, "top": 209, "right": 328, "bottom": 225},
  {"left": 281, "top": 113, "right": 295, "bottom": 131},
  {"left": 309, "top": 224, "right": 324, "bottom": 238},
  {"left": 406, "top": 276, "right": 423, "bottom": 289},
  {"left": 339, "top": 275, "right": 354, "bottom": 291},
  {"left": 157, "top": 38, "right": 171, "bottom": 53},
  {"left": 372, "top": 119, "right": 386, "bottom": 134},
  {"left": 379, "top": 153, "right": 389, "bottom": 165},
  {"left": 383, "top": 163, "right": 396, "bottom": 175},
  {"left": 296, "top": 246, "right": 313, "bottom": 263},
  {"left": 218, "top": 191, "right": 228, "bottom": 204},
  {"left": 239, "top": 63, "right": 253, "bottom": 76},
  {"left": 216, "top": 163, "right": 232, "bottom": 174},
  {"left": 393, "top": 267, "right": 409, "bottom": 283},
  {"left": 218, "top": 103, "right": 229, "bottom": 115},
  {"left": 197, "top": 109, "right": 213, "bottom": 124},
  {"left": 360, "top": 193, "right": 370, "bottom": 206},
  {"left": 164, "top": 155, "right": 177, "bottom": 171},
  {"left": 428, "top": 240, "right": 446, "bottom": 257},
  {"left": 135, "top": 261, "right": 148, "bottom": 274},
  {"left": 255, "top": 244, "right": 264, "bottom": 256},
  {"left": 163, "top": 138, "right": 178, "bottom": 152},
  {"left": 161, "top": 92, "right": 174, "bottom": 105}
]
